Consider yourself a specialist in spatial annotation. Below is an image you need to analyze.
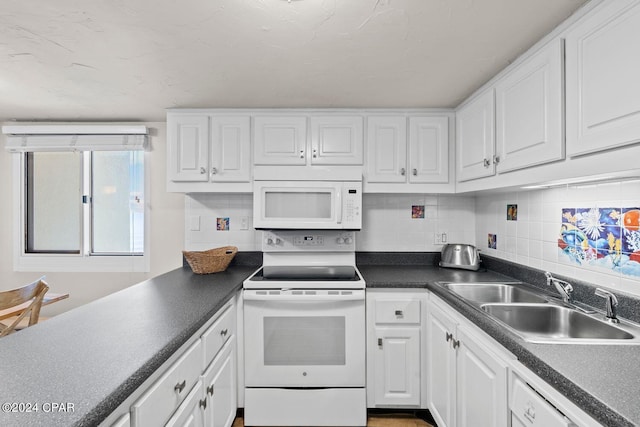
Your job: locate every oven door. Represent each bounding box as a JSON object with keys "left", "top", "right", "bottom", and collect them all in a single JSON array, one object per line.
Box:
[{"left": 243, "top": 289, "right": 365, "bottom": 387}]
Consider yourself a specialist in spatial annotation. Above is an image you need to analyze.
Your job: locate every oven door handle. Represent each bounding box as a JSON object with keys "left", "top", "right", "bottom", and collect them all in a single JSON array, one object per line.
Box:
[
  {"left": 336, "top": 187, "right": 343, "bottom": 224},
  {"left": 243, "top": 293, "right": 364, "bottom": 302}
]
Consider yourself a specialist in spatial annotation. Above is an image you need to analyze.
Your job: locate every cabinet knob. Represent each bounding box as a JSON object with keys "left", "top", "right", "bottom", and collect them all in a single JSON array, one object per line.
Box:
[
  {"left": 300, "top": 150, "right": 305, "bottom": 159},
  {"left": 200, "top": 167, "right": 206, "bottom": 174},
  {"left": 207, "top": 385, "right": 214, "bottom": 396},
  {"left": 378, "top": 338, "right": 383, "bottom": 347},
  {"left": 220, "top": 328, "right": 228, "bottom": 337},
  {"left": 493, "top": 155, "right": 501, "bottom": 164},
  {"left": 400, "top": 168, "right": 406, "bottom": 176},
  {"left": 445, "top": 332, "right": 453, "bottom": 342},
  {"left": 452, "top": 339, "right": 460, "bottom": 349},
  {"left": 211, "top": 167, "right": 218, "bottom": 175},
  {"left": 412, "top": 168, "right": 417, "bottom": 176},
  {"left": 313, "top": 148, "right": 317, "bottom": 158},
  {"left": 483, "top": 158, "right": 490, "bottom": 168},
  {"left": 199, "top": 398, "right": 207, "bottom": 410},
  {"left": 174, "top": 380, "right": 186, "bottom": 393}
]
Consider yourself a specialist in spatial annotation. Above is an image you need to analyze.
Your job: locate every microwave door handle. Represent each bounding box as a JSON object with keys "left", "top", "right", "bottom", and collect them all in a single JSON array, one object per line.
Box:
[{"left": 336, "top": 188, "right": 343, "bottom": 224}]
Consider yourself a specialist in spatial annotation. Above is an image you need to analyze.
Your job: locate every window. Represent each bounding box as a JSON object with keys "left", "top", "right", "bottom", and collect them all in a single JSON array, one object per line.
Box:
[{"left": 4, "top": 125, "right": 149, "bottom": 272}]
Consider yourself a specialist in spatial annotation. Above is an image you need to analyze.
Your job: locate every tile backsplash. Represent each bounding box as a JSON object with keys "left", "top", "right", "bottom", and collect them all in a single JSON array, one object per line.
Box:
[
  {"left": 185, "top": 193, "right": 476, "bottom": 253},
  {"left": 475, "top": 179, "right": 640, "bottom": 296}
]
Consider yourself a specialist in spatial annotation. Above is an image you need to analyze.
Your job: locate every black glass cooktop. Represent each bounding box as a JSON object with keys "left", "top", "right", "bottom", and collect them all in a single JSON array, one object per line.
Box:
[{"left": 249, "top": 266, "right": 360, "bottom": 281}]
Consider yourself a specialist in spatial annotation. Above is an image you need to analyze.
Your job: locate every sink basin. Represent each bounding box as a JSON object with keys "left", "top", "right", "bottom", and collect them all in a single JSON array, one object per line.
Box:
[
  {"left": 441, "top": 283, "right": 550, "bottom": 305},
  {"left": 482, "top": 303, "right": 637, "bottom": 343}
]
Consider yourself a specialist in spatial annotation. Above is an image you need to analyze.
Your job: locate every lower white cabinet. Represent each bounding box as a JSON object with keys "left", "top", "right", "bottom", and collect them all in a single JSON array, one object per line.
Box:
[
  {"left": 129, "top": 299, "right": 237, "bottom": 427},
  {"left": 427, "top": 295, "right": 512, "bottom": 427},
  {"left": 366, "top": 290, "right": 427, "bottom": 408}
]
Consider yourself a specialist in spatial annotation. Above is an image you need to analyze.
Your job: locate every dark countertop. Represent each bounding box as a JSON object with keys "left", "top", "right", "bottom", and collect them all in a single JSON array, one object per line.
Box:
[
  {"left": 0, "top": 263, "right": 258, "bottom": 427},
  {"left": 359, "top": 263, "right": 640, "bottom": 427}
]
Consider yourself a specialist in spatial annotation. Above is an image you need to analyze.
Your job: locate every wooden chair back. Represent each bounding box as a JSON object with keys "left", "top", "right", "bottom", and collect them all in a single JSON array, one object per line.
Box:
[{"left": 0, "top": 279, "right": 49, "bottom": 337}]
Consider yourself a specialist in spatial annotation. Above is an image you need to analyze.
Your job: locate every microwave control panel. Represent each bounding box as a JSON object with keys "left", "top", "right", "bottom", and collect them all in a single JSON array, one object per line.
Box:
[{"left": 343, "top": 187, "right": 361, "bottom": 226}]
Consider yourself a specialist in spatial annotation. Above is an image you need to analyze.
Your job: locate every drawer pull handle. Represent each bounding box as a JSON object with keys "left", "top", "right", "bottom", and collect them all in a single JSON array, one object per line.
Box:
[
  {"left": 174, "top": 380, "right": 186, "bottom": 393},
  {"left": 220, "top": 329, "right": 228, "bottom": 337},
  {"left": 395, "top": 310, "right": 403, "bottom": 316},
  {"left": 445, "top": 332, "right": 453, "bottom": 342},
  {"left": 207, "top": 385, "right": 214, "bottom": 396},
  {"left": 199, "top": 398, "right": 207, "bottom": 410},
  {"left": 378, "top": 338, "right": 383, "bottom": 348}
]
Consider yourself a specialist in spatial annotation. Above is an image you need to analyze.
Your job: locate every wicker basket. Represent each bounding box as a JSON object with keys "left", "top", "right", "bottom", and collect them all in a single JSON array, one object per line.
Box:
[{"left": 183, "top": 246, "right": 238, "bottom": 274}]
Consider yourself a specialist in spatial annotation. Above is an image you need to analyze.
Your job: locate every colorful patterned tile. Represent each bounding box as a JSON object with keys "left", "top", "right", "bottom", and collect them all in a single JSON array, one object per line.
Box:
[{"left": 561, "top": 208, "right": 576, "bottom": 224}]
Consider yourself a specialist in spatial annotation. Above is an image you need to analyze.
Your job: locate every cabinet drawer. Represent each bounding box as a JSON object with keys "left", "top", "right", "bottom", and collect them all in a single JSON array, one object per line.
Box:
[
  {"left": 131, "top": 339, "right": 203, "bottom": 427},
  {"left": 202, "top": 304, "right": 234, "bottom": 369},
  {"left": 374, "top": 299, "right": 421, "bottom": 324}
]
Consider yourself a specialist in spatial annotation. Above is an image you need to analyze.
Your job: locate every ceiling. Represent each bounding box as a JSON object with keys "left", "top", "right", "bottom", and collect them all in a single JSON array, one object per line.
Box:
[{"left": 0, "top": 0, "right": 588, "bottom": 122}]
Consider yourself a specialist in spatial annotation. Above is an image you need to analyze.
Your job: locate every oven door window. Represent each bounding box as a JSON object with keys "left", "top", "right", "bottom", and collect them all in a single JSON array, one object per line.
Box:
[
  {"left": 264, "top": 316, "right": 345, "bottom": 366},
  {"left": 264, "top": 191, "right": 332, "bottom": 219}
]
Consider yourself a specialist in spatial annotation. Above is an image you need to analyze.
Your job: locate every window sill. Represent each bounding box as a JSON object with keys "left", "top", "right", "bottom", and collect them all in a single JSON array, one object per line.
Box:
[{"left": 15, "top": 253, "right": 150, "bottom": 273}]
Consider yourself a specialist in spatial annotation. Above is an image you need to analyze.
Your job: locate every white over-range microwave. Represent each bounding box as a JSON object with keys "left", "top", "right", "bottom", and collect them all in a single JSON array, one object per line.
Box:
[{"left": 253, "top": 169, "right": 362, "bottom": 230}]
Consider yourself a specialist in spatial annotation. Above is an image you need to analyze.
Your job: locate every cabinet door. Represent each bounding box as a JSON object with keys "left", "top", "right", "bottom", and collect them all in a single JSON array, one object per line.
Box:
[
  {"left": 456, "top": 90, "right": 495, "bottom": 182},
  {"left": 366, "top": 116, "right": 407, "bottom": 183},
  {"left": 253, "top": 116, "right": 307, "bottom": 165},
  {"left": 566, "top": 0, "right": 640, "bottom": 156},
  {"left": 426, "top": 303, "right": 457, "bottom": 427},
  {"left": 408, "top": 116, "right": 449, "bottom": 183},
  {"left": 210, "top": 117, "right": 251, "bottom": 182},
  {"left": 495, "top": 39, "right": 564, "bottom": 173},
  {"left": 455, "top": 327, "right": 509, "bottom": 427},
  {"left": 372, "top": 327, "right": 421, "bottom": 406},
  {"left": 165, "top": 381, "right": 206, "bottom": 427},
  {"left": 202, "top": 337, "right": 237, "bottom": 427},
  {"left": 310, "top": 116, "right": 363, "bottom": 165},
  {"left": 168, "top": 115, "right": 210, "bottom": 182}
]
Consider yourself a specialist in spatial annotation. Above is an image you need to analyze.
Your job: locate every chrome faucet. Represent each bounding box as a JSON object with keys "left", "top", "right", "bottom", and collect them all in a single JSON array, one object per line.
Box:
[
  {"left": 545, "top": 272, "right": 573, "bottom": 303},
  {"left": 595, "top": 288, "right": 620, "bottom": 323}
]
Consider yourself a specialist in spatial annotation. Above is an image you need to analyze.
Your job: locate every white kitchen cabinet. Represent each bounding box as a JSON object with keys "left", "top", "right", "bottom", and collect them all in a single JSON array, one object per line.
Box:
[
  {"left": 253, "top": 116, "right": 307, "bottom": 165},
  {"left": 494, "top": 39, "right": 564, "bottom": 173},
  {"left": 202, "top": 337, "right": 236, "bottom": 427},
  {"left": 128, "top": 298, "right": 238, "bottom": 427},
  {"left": 165, "top": 381, "right": 206, "bottom": 427},
  {"left": 456, "top": 90, "right": 496, "bottom": 182},
  {"left": 131, "top": 340, "right": 203, "bottom": 427},
  {"left": 310, "top": 116, "right": 363, "bottom": 165},
  {"left": 366, "top": 290, "right": 427, "bottom": 408},
  {"left": 366, "top": 116, "right": 407, "bottom": 183},
  {"left": 365, "top": 115, "right": 451, "bottom": 190},
  {"left": 167, "top": 113, "right": 251, "bottom": 192},
  {"left": 168, "top": 115, "right": 210, "bottom": 182},
  {"left": 427, "top": 296, "right": 511, "bottom": 427},
  {"left": 565, "top": 0, "right": 640, "bottom": 157}
]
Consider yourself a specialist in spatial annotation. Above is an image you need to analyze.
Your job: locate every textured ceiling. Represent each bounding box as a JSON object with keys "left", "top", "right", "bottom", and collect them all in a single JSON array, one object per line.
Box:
[{"left": 0, "top": 0, "right": 587, "bottom": 122}]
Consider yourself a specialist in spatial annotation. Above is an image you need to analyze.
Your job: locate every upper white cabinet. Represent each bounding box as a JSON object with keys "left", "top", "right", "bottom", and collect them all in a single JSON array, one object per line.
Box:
[
  {"left": 310, "top": 116, "right": 363, "bottom": 165},
  {"left": 457, "top": 39, "right": 564, "bottom": 182},
  {"left": 495, "top": 39, "right": 564, "bottom": 172},
  {"left": 168, "top": 115, "right": 210, "bottom": 182},
  {"left": 167, "top": 113, "right": 251, "bottom": 192},
  {"left": 253, "top": 116, "right": 307, "bottom": 165},
  {"left": 365, "top": 115, "right": 452, "bottom": 191},
  {"left": 456, "top": 90, "right": 495, "bottom": 182},
  {"left": 366, "top": 116, "right": 407, "bottom": 183},
  {"left": 565, "top": 0, "right": 640, "bottom": 157}
]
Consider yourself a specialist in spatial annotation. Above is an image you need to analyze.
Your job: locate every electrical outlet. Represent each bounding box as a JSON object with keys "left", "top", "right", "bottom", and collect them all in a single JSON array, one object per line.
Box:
[{"left": 240, "top": 217, "right": 249, "bottom": 230}]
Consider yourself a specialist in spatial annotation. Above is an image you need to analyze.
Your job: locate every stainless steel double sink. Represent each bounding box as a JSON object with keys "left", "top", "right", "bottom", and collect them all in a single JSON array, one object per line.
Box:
[{"left": 439, "top": 282, "right": 640, "bottom": 344}]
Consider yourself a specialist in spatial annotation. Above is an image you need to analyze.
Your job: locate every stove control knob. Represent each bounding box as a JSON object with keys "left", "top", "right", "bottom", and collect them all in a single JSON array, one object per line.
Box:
[
  {"left": 274, "top": 238, "right": 282, "bottom": 245},
  {"left": 336, "top": 237, "right": 345, "bottom": 244},
  {"left": 265, "top": 237, "right": 274, "bottom": 245},
  {"left": 344, "top": 237, "right": 353, "bottom": 244}
]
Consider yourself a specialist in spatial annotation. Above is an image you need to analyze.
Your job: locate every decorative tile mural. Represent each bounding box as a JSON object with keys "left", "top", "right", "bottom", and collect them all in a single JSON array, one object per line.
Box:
[
  {"left": 507, "top": 204, "right": 518, "bottom": 221},
  {"left": 559, "top": 207, "right": 640, "bottom": 277}
]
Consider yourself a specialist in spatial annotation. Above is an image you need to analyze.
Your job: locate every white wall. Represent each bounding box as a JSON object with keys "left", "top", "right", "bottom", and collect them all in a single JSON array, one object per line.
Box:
[
  {"left": 475, "top": 179, "right": 640, "bottom": 297},
  {"left": 0, "top": 123, "right": 185, "bottom": 316},
  {"left": 185, "top": 193, "right": 476, "bottom": 252}
]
